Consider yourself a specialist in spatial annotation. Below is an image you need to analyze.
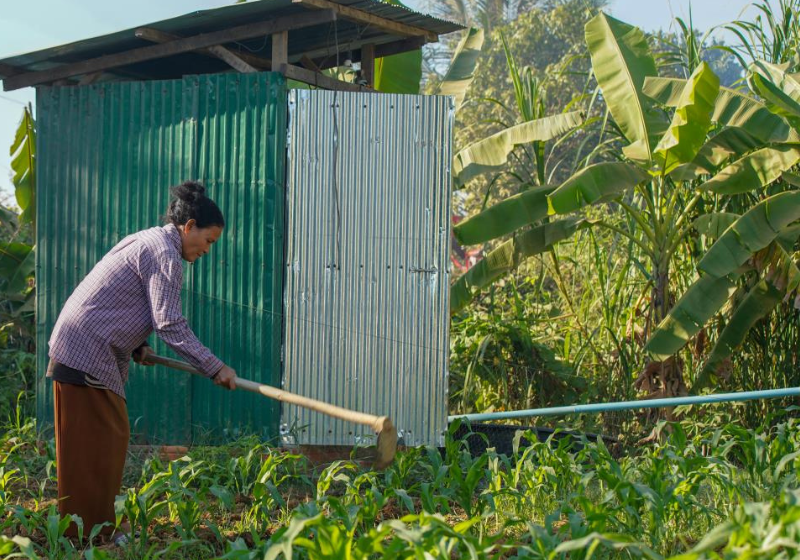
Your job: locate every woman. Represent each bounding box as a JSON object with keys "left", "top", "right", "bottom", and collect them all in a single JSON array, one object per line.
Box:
[{"left": 47, "top": 181, "right": 237, "bottom": 540}]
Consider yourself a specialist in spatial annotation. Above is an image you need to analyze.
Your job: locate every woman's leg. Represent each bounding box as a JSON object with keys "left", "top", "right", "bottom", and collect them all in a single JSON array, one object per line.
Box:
[{"left": 53, "top": 381, "right": 129, "bottom": 538}]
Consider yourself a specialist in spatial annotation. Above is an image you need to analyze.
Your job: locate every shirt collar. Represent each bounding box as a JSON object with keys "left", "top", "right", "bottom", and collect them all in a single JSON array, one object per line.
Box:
[{"left": 163, "top": 223, "right": 183, "bottom": 254}]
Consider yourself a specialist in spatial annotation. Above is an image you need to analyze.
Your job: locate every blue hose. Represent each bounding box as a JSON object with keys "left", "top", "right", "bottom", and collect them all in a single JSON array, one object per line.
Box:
[{"left": 448, "top": 387, "right": 800, "bottom": 423}]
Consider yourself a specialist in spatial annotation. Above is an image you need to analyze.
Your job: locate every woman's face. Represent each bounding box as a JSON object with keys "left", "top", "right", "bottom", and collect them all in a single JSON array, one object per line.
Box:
[{"left": 178, "top": 220, "right": 223, "bottom": 263}]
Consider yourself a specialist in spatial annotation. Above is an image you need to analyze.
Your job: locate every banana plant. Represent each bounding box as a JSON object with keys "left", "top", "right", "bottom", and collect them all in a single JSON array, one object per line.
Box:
[
  {"left": 451, "top": 13, "right": 721, "bottom": 332},
  {"left": 451, "top": 12, "right": 800, "bottom": 397},
  {"left": 1, "top": 105, "right": 36, "bottom": 345},
  {"left": 449, "top": 31, "right": 588, "bottom": 312},
  {"left": 643, "top": 58, "right": 800, "bottom": 391}
]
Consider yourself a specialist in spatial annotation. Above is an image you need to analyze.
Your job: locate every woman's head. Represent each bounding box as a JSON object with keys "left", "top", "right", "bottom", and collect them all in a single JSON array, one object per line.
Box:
[{"left": 165, "top": 181, "right": 225, "bottom": 263}]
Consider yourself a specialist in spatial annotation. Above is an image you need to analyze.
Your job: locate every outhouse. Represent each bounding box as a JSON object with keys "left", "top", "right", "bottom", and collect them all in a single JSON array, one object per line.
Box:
[{"left": 0, "top": 0, "right": 460, "bottom": 448}]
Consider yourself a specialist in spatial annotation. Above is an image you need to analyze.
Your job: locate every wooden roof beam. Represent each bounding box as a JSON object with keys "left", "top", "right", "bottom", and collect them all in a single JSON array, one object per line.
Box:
[
  {"left": 135, "top": 27, "right": 269, "bottom": 73},
  {"left": 2, "top": 9, "right": 335, "bottom": 91},
  {"left": 0, "top": 62, "right": 24, "bottom": 79},
  {"left": 313, "top": 36, "right": 424, "bottom": 70},
  {"left": 280, "top": 63, "right": 369, "bottom": 92},
  {"left": 292, "top": 0, "right": 438, "bottom": 42}
]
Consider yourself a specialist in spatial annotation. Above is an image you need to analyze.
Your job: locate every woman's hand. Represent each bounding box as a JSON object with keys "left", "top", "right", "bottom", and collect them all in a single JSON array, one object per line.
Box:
[
  {"left": 213, "top": 365, "right": 237, "bottom": 390},
  {"left": 132, "top": 345, "right": 154, "bottom": 366}
]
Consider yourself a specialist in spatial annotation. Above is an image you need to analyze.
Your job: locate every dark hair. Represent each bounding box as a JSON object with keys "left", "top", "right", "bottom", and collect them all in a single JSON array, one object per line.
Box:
[{"left": 165, "top": 181, "right": 225, "bottom": 229}]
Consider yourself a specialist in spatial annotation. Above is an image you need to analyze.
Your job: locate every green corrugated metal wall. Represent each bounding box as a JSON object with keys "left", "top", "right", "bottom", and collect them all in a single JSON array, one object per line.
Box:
[{"left": 35, "top": 72, "right": 286, "bottom": 444}]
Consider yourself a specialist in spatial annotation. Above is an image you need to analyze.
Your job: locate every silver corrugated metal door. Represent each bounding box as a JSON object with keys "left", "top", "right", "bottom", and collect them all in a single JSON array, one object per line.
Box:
[{"left": 283, "top": 89, "right": 453, "bottom": 447}]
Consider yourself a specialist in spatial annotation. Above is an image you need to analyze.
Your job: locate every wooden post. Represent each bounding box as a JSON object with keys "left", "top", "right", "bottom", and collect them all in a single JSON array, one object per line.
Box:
[
  {"left": 361, "top": 43, "right": 375, "bottom": 88},
  {"left": 272, "top": 30, "right": 289, "bottom": 73},
  {"left": 136, "top": 27, "right": 266, "bottom": 73},
  {"left": 282, "top": 64, "right": 368, "bottom": 92}
]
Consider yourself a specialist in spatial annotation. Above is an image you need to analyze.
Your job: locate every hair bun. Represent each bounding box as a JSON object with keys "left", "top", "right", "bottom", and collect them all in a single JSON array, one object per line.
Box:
[{"left": 171, "top": 182, "right": 206, "bottom": 202}]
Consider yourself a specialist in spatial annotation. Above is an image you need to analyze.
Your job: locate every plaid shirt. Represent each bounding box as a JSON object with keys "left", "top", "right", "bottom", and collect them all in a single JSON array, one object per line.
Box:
[{"left": 48, "top": 224, "right": 224, "bottom": 398}]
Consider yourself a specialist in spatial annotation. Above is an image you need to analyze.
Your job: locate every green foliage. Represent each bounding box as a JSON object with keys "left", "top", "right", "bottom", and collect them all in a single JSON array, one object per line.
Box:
[
  {"left": 432, "top": 27, "right": 485, "bottom": 109},
  {"left": 4, "top": 409, "right": 800, "bottom": 558},
  {"left": 452, "top": 111, "right": 584, "bottom": 187},
  {"left": 584, "top": 13, "right": 662, "bottom": 163},
  {"left": 1, "top": 106, "right": 36, "bottom": 421}
]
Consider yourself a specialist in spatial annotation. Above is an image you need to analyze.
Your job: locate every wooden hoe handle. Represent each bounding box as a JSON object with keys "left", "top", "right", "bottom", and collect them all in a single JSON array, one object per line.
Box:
[{"left": 146, "top": 353, "right": 388, "bottom": 433}]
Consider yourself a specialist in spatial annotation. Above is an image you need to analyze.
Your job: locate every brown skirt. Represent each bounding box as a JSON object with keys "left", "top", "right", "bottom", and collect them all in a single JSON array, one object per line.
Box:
[{"left": 53, "top": 380, "right": 129, "bottom": 537}]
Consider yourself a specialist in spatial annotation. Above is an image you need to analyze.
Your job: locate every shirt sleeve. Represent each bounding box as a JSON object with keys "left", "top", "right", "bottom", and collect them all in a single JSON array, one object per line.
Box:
[{"left": 141, "top": 251, "right": 224, "bottom": 378}]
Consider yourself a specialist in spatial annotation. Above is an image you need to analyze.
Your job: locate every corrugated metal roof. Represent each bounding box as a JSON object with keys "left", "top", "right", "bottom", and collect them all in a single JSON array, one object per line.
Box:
[
  {"left": 282, "top": 89, "right": 452, "bottom": 447},
  {"left": 0, "top": 0, "right": 462, "bottom": 82}
]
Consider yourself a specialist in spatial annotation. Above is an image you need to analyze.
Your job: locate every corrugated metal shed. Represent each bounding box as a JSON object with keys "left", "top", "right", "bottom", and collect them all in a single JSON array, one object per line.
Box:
[
  {"left": 0, "top": 0, "right": 462, "bottom": 84},
  {"left": 35, "top": 73, "right": 287, "bottom": 444},
  {"left": 283, "top": 89, "right": 452, "bottom": 448}
]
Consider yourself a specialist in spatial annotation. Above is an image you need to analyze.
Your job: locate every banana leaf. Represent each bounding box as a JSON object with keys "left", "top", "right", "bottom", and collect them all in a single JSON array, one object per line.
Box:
[
  {"left": 547, "top": 162, "right": 648, "bottom": 215},
  {"left": 375, "top": 51, "right": 422, "bottom": 94},
  {"left": 450, "top": 218, "right": 590, "bottom": 313},
  {"left": 585, "top": 13, "right": 663, "bottom": 163},
  {"left": 645, "top": 272, "right": 741, "bottom": 361},
  {"left": 693, "top": 212, "right": 740, "bottom": 240},
  {"left": 642, "top": 77, "right": 685, "bottom": 106},
  {"left": 671, "top": 127, "right": 766, "bottom": 180},
  {"left": 693, "top": 127, "right": 766, "bottom": 170},
  {"left": 373, "top": 0, "right": 421, "bottom": 94},
  {"left": 776, "top": 223, "right": 800, "bottom": 252},
  {"left": 643, "top": 77, "right": 798, "bottom": 143},
  {"left": 453, "top": 185, "right": 554, "bottom": 245},
  {"left": 698, "top": 145, "right": 800, "bottom": 195},
  {"left": 452, "top": 111, "right": 583, "bottom": 186},
  {"left": 782, "top": 171, "right": 800, "bottom": 187},
  {"left": 434, "top": 28, "right": 484, "bottom": 110},
  {"left": 751, "top": 60, "right": 800, "bottom": 103},
  {"left": 749, "top": 71, "right": 800, "bottom": 130},
  {"left": 698, "top": 191, "right": 800, "bottom": 278},
  {"left": 0, "top": 242, "right": 35, "bottom": 294},
  {"left": 694, "top": 278, "right": 783, "bottom": 392},
  {"left": 654, "top": 62, "right": 719, "bottom": 174},
  {"left": 10, "top": 106, "right": 35, "bottom": 226}
]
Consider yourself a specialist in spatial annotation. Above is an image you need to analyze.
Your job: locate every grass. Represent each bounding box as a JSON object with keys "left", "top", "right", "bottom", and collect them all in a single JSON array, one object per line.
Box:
[{"left": 2, "top": 403, "right": 800, "bottom": 559}]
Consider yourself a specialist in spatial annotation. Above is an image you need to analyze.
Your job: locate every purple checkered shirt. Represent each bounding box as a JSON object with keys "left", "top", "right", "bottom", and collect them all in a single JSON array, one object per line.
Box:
[{"left": 48, "top": 224, "right": 224, "bottom": 399}]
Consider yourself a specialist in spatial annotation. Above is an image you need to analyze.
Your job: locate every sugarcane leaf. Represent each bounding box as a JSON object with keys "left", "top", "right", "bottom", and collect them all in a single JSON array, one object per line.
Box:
[
  {"left": 452, "top": 111, "right": 583, "bottom": 186},
  {"left": 450, "top": 218, "right": 590, "bottom": 313},
  {"left": 547, "top": 162, "right": 648, "bottom": 215},
  {"left": 698, "top": 191, "right": 800, "bottom": 277},
  {"left": 694, "top": 279, "right": 783, "bottom": 392},
  {"left": 434, "top": 27, "right": 484, "bottom": 109},
  {"left": 654, "top": 62, "right": 719, "bottom": 174},
  {"left": 645, "top": 273, "right": 741, "bottom": 361},
  {"left": 585, "top": 13, "right": 663, "bottom": 163},
  {"left": 453, "top": 185, "right": 554, "bottom": 245},
  {"left": 698, "top": 145, "right": 800, "bottom": 195}
]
